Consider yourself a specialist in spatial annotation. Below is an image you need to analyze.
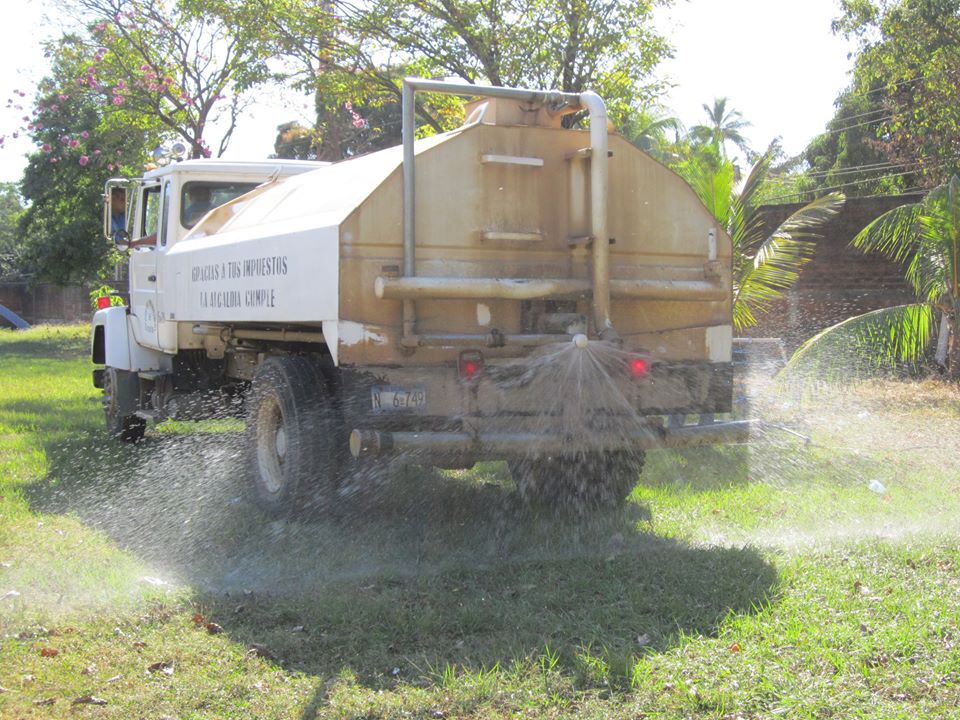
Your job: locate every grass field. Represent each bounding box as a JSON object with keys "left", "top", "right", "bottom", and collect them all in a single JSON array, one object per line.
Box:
[{"left": 1, "top": 324, "right": 959, "bottom": 719}]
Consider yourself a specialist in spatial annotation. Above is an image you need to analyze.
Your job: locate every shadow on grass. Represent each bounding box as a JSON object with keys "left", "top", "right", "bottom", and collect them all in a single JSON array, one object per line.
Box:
[{"left": 22, "top": 420, "right": 779, "bottom": 715}]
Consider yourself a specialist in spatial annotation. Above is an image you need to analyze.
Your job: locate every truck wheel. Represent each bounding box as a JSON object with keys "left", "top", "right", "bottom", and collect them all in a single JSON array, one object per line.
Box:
[
  {"left": 102, "top": 367, "right": 146, "bottom": 443},
  {"left": 245, "top": 356, "right": 333, "bottom": 516},
  {"left": 510, "top": 451, "right": 644, "bottom": 512}
]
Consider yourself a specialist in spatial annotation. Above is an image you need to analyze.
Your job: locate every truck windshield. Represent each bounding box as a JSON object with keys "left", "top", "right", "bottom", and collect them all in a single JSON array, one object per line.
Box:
[{"left": 181, "top": 181, "right": 259, "bottom": 228}]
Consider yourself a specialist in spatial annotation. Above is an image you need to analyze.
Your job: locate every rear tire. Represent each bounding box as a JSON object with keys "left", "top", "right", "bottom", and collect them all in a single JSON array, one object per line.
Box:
[
  {"left": 103, "top": 367, "right": 146, "bottom": 443},
  {"left": 510, "top": 451, "right": 644, "bottom": 513},
  {"left": 245, "top": 355, "right": 334, "bottom": 516}
]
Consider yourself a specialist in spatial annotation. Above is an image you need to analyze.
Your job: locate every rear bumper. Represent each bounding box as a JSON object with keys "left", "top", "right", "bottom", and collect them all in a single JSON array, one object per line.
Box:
[{"left": 349, "top": 419, "right": 755, "bottom": 461}]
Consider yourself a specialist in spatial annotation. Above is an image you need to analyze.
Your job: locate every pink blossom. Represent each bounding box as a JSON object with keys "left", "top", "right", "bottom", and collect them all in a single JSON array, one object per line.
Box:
[
  {"left": 117, "top": 79, "right": 126, "bottom": 89},
  {"left": 93, "top": 149, "right": 101, "bottom": 155},
  {"left": 35, "top": 122, "right": 42, "bottom": 129},
  {"left": 112, "top": 96, "right": 124, "bottom": 105},
  {"left": 94, "top": 21, "right": 106, "bottom": 32},
  {"left": 41, "top": 143, "right": 51, "bottom": 152},
  {"left": 344, "top": 101, "right": 353, "bottom": 110},
  {"left": 58, "top": 94, "right": 69, "bottom": 101},
  {"left": 61, "top": 135, "right": 70, "bottom": 143},
  {"left": 50, "top": 105, "right": 58, "bottom": 112},
  {"left": 107, "top": 163, "right": 114, "bottom": 171},
  {"left": 81, "top": 130, "right": 89, "bottom": 139},
  {"left": 140, "top": 63, "right": 150, "bottom": 71},
  {"left": 79, "top": 155, "right": 89, "bottom": 166},
  {"left": 69, "top": 139, "right": 79, "bottom": 148}
]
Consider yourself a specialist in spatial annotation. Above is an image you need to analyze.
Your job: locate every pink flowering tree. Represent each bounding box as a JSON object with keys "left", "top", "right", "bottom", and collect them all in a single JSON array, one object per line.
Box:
[
  {"left": 69, "top": 0, "right": 270, "bottom": 159},
  {"left": 14, "top": 33, "right": 167, "bottom": 284},
  {"left": 8, "top": 0, "right": 269, "bottom": 283}
]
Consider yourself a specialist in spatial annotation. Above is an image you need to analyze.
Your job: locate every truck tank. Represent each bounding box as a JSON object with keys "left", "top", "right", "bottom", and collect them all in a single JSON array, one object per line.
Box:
[{"left": 94, "top": 79, "right": 752, "bottom": 515}]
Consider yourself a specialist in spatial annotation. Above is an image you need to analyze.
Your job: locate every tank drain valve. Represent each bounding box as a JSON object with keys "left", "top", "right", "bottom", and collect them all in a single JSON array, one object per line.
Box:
[{"left": 572, "top": 333, "right": 589, "bottom": 349}]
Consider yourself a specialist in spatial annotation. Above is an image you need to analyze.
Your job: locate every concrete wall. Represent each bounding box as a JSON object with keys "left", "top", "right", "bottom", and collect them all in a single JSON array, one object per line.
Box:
[
  {"left": 750, "top": 195, "right": 922, "bottom": 350},
  {"left": 0, "top": 280, "right": 129, "bottom": 326}
]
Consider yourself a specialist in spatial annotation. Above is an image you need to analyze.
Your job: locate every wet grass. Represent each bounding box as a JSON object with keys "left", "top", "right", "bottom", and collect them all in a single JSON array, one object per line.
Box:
[{"left": 1, "top": 324, "right": 959, "bottom": 718}]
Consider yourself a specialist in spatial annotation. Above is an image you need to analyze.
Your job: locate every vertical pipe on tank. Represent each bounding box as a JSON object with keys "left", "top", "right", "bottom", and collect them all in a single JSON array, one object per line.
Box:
[
  {"left": 401, "top": 82, "right": 417, "bottom": 339},
  {"left": 399, "top": 78, "right": 615, "bottom": 344},
  {"left": 578, "top": 91, "right": 616, "bottom": 343}
]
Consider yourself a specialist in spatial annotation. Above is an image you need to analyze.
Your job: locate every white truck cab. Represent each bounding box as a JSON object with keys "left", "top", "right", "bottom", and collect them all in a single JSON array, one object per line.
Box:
[
  {"left": 92, "top": 159, "right": 323, "bottom": 439},
  {"left": 102, "top": 160, "right": 322, "bottom": 355}
]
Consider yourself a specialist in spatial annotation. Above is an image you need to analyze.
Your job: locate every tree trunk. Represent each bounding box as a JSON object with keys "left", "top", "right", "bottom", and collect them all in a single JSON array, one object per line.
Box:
[
  {"left": 935, "top": 312, "right": 950, "bottom": 367},
  {"left": 947, "top": 312, "right": 960, "bottom": 379}
]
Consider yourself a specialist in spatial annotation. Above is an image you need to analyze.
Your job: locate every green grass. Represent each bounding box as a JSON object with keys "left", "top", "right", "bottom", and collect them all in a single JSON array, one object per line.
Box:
[{"left": 1, "top": 324, "right": 959, "bottom": 718}]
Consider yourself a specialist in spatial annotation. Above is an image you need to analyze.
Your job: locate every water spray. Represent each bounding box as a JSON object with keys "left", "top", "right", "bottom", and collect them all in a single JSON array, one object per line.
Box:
[{"left": 572, "top": 333, "right": 589, "bottom": 350}]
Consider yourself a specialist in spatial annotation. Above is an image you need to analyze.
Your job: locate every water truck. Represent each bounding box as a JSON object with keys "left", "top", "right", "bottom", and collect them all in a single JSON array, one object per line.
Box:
[{"left": 91, "top": 79, "right": 752, "bottom": 515}]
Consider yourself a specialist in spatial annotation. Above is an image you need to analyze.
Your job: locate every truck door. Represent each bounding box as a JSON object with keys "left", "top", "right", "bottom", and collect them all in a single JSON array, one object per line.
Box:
[
  {"left": 129, "top": 181, "right": 162, "bottom": 350},
  {"left": 155, "top": 179, "right": 178, "bottom": 352}
]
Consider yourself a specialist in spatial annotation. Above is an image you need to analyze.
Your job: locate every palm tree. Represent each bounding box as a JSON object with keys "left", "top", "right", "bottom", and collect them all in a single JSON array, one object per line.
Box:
[
  {"left": 681, "top": 147, "right": 845, "bottom": 331},
  {"left": 690, "top": 97, "right": 752, "bottom": 158},
  {"left": 790, "top": 176, "right": 960, "bottom": 377},
  {"left": 622, "top": 107, "right": 682, "bottom": 160}
]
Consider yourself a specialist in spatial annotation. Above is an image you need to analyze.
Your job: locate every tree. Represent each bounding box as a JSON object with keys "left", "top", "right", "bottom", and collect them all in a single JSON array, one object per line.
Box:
[
  {"left": 16, "top": 34, "right": 165, "bottom": 285},
  {"left": 829, "top": 0, "right": 960, "bottom": 188},
  {"left": 212, "top": 0, "right": 674, "bottom": 159},
  {"left": 791, "top": 175, "right": 960, "bottom": 377},
  {"left": 689, "top": 97, "right": 752, "bottom": 159},
  {"left": 65, "top": 0, "right": 270, "bottom": 158},
  {"left": 0, "top": 184, "right": 24, "bottom": 279},
  {"left": 621, "top": 107, "right": 682, "bottom": 161},
  {"left": 801, "top": 85, "right": 901, "bottom": 197},
  {"left": 679, "top": 145, "right": 845, "bottom": 331}
]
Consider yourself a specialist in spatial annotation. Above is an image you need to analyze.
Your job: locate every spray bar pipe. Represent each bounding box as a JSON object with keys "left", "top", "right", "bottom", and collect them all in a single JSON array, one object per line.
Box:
[
  {"left": 376, "top": 276, "right": 728, "bottom": 303},
  {"left": 400, "top": 77, "right": 613, "bottom": 343},
  {"left": 349, "top": 420, "right": 756, "bottom": 460}
]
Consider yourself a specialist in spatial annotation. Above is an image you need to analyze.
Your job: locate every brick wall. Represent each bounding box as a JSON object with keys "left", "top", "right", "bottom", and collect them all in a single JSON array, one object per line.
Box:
[
  {"left": 750, "top": 195, "right": 922, "bottom": 349},
  {"left": 0, "top": 280, "right": 129, "bottom": 326}
]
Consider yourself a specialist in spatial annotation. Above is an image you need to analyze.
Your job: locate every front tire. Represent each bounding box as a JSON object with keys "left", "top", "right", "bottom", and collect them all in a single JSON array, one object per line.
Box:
[
  {"left": 102, "top": 367, "right": 146, "bottom": 443},
  {"left": 245, "top": 355, "right": 333, "bottom": 516}
]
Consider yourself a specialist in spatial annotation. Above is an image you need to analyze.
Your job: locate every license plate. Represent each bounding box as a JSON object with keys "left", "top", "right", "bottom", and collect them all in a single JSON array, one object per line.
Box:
[{"left": 371, "top": 385, "right": 427, "bottom": 414}]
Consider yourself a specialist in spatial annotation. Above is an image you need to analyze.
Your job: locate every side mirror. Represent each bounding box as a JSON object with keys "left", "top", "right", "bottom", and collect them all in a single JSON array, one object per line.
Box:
[{"left": 104, "top": 184, "right": 129, "bottom": 243}]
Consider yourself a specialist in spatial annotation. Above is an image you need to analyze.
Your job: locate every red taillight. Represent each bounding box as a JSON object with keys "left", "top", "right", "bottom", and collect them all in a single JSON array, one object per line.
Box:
[
  {"left": 458, "top": 351, "right": 484, "bottom": 380},
  {"left": 629, "top": 357, "right": 649, "bottom": 378},
  {"left": 96, "top": 296, "right": 112, "bottom": 310}
]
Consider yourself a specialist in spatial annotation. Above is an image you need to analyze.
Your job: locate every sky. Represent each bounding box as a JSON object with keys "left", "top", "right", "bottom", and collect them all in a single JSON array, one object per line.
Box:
[{"left": 0, "top": 0, "right": 856, "bottom": 184}]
